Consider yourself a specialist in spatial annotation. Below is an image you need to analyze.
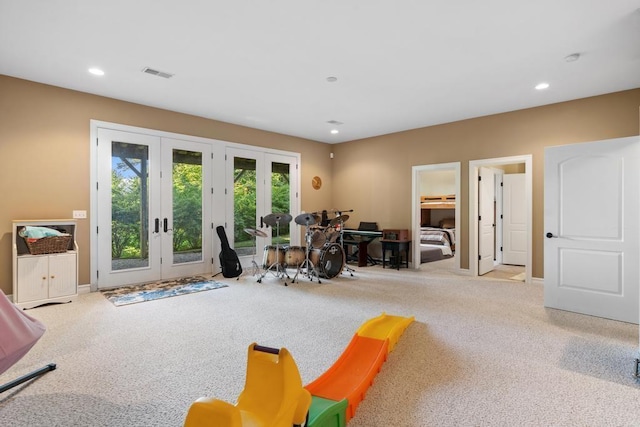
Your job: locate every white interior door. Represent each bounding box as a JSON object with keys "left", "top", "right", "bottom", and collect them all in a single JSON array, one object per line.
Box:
[
  {"left": 544, "top": 136, "right": 639, "bottom": 324},
  {"left": 503, "top": 173, "right": 526, "bottom": 266},
  {"left": 478, "top": 167, "right": 495, "bottom": 275}
]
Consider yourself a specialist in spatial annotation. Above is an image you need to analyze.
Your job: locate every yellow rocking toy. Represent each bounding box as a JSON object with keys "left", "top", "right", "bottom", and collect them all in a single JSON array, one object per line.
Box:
[{"left": 184, "top": 343, "right": 311, "bottom": 427}]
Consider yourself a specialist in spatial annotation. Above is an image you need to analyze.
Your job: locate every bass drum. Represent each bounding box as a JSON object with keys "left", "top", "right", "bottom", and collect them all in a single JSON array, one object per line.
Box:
[{"left": 309, "top": 243, "right": 345, "bottom": 279}]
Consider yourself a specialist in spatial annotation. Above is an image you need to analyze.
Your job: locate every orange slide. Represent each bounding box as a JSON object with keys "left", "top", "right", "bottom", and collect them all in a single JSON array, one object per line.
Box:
[
  {"left": 305, "top": 313, "right": 414, "bottom": 425},
  {"left": 183, "top": 313, "right": 413, "bottom": 427}
]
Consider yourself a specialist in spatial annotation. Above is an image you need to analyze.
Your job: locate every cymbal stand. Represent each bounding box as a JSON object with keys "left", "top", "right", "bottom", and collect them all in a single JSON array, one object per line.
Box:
[
  {"left": 258, "top": 221, "right": 290, "bottom": 285},
  {"left": 292, "top": 226, "right": 322, "bottom": 284},
  {"left": 249, "top": 235, "right": 261, "bottom": 277},
  {"left": 335, "top": 214, "right": 355, "bottom": 277}
]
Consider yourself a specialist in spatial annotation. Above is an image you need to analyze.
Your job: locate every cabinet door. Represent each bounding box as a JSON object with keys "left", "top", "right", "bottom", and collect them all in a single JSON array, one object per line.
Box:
[
  {"left": 17, "top": 256, "right": 49, "bottom": 303},
  {"left": 48, "top": 253, "right": 77, "bottom": 298}
]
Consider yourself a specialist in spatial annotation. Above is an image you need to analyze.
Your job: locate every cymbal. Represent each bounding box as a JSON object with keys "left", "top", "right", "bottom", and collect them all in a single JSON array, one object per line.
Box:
[
  {"left": 244, "top": 227, "right": 268, "bottom": 238},
  {"left": 295, "top": 213, "right": 319, "bottom": 226},
  {"left": 329, "top": 214, "right": 349, "bottom": 227},
  {"left": 263, "top": 213, "right": 293, "bottom": 227}
]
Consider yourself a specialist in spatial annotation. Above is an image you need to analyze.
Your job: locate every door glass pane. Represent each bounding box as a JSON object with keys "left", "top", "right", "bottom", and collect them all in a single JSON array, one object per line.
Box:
[
  {"left": 172, "top": 149, "right": 203, "bottom": 264},
  {"left": 271, "top": 161, "right": 291, "bottom": 246},
  {"left": 234, "top": 157, "right": 257, "bottom": 256},
  {"left": 111, "top": 142, "right": 149, "bottom": 271}
]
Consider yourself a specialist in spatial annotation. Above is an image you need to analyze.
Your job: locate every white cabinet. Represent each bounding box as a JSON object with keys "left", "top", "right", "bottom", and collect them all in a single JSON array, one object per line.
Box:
[{"left": 13, "top": 220, "right": 78, "bottom": 309}]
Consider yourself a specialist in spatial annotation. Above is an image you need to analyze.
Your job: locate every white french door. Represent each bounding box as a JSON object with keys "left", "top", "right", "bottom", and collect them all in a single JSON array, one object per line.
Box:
[
  {"left": 96, "top": 128, "right": 212, "bottom": 288},
  {"left": 160, "top": 138, "right": 212, "bottom": 279},
  {"left": 225, "top": 147, "right": 299, "bottom": 265}
]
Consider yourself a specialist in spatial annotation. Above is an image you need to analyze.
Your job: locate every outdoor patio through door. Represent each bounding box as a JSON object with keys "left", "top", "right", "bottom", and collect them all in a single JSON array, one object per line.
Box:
[{"left": 96, "top": 128, "right": 212, "bottom": 289}]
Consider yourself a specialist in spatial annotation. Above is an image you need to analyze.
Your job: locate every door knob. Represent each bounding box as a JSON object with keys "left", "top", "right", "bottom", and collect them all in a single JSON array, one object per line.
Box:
[{"left": 546, "top": 232, "right": 557, "bottom": 238}]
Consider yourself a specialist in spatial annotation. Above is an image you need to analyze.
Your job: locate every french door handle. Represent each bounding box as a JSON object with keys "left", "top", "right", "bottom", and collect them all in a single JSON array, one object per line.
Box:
[
  {"left": 154, "top": 218, "right": 160, "bottom": 234},
  {"left": 546, "top": 232, "right": 558, "bottom": 238},
  {"left": 163, "top": 218, "right": 169, "bottom": 233},
  {"left": 260, "top": 216, "right": 264, "bottom": 228}
]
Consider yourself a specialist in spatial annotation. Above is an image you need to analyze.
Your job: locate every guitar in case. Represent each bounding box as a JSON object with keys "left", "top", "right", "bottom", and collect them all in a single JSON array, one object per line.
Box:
[{"left": 216, "top": 225, "right": 243, "bottom": 278}]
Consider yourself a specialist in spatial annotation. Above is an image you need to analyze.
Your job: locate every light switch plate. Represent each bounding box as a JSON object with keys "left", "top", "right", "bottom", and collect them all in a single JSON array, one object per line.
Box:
[{"left": 73, "top": 210, "right": 87, "bottom": 219}]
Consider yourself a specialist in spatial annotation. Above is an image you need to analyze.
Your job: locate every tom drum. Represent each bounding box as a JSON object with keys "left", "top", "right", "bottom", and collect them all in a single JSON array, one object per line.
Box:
[
  {"left": 284, "top": 246, "right": 306, "bottom": 267},
  {"left": 262, "top": 245, "right": 285, "bottom": 268}
]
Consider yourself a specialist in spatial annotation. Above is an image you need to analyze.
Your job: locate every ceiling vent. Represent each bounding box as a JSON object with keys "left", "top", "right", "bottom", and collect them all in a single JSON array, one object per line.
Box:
[
  {"left": 326, "top": 120, "right": 343, "bottom": 125},
  {"left": 142, "top": 67, "right": 174, "bottom": 79}
]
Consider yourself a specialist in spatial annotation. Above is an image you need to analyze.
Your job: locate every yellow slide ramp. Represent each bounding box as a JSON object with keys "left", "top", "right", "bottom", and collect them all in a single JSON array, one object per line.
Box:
[{"left": 356, "top": 312, "right": 415, "bottom": 353}]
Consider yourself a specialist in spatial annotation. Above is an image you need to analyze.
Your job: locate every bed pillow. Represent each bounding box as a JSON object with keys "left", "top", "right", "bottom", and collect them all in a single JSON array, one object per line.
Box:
[
  {"left": 420, "top": 229, "right": 447, "bottom": 245},
  {"left": 439, "top": 218, "right": 455, "bottom": 229}
]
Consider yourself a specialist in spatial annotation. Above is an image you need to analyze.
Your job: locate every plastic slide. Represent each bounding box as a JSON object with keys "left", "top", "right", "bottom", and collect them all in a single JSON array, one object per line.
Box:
[
  {"left": 184, "top": 343, "right": 311, "bottom": 427},
  {"left": 183, "top": 313, "right": 413, "bottom": 427},
  {"left": 305, "top": 313, "right": 414, "bottom": 425},
  {"left": 356, "top": 313, "right": 415, "bottom": 353}
]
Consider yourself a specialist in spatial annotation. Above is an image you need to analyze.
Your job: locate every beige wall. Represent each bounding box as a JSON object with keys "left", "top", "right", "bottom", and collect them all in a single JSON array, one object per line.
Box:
[
  {"left": 419, "top": 170, "right": 456, "bottom": 196},
  {"left": 0, "top": 76, "right": 333, "bottom": 295},
  {"left": 1, "top": 74, "right": 638, "bottom": 294},
  {"left": 332, "top": 89, "right": 640, "bottom": 277}
]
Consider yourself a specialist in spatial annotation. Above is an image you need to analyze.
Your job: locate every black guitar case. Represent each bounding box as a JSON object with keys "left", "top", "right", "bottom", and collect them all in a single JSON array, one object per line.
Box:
[{"left": 216, "top": 226, "right": 242, "bottom": 278}]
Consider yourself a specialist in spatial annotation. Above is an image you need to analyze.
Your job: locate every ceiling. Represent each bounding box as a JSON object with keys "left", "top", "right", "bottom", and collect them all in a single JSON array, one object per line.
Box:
[{"left": 1, "top": 1, "right": 639, "bottom": 144}]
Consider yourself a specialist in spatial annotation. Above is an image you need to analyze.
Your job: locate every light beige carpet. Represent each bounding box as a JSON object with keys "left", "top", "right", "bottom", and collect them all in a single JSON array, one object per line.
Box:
[{"left": 1, "top": 265, "right": 639, "bottom": 426}]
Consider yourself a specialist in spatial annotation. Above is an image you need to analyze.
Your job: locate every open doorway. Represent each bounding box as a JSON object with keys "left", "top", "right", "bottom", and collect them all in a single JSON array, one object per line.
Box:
[
  {"left": 411, "top": 162, "right": 461, "bottom": 271},
  {"left": 469, "top": 155, "right": 532, "bottom": 283}
]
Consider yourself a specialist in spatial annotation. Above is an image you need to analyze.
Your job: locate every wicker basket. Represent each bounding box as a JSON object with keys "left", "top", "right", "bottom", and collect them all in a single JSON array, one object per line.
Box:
[{"left": 23, "top": 235, "right": 72, "bottom": 255}]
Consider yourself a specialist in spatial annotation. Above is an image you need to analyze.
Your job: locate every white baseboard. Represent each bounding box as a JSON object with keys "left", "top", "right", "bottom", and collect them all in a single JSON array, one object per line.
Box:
[
  {"left": 532, "top": 277, "right": 543, "bottom": 286},
  {"left": 78, "top": 284, "right": 91, "bottom": 294}
]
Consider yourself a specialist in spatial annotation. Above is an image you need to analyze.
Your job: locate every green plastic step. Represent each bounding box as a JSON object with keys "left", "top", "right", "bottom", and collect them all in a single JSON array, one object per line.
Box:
[{"left": 307, "top": 396, "right": 348, "bottom": 427}]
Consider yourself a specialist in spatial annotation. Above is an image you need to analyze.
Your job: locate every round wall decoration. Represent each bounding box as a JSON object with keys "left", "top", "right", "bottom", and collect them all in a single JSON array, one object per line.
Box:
[{"left": 312, "top": 176, "right": 322, "bottom": 190}]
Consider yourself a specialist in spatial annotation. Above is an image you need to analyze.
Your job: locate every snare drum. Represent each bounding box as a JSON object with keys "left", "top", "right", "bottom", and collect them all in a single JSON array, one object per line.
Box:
[
  {"left": 284, "top": 246, "right": 306, "bottom": 267},
  {"left": 262, "top": 245, "right": 285, "bottom": 268},
  {"left": 309, "top": 243, "right": 345, "bottom": 279}
]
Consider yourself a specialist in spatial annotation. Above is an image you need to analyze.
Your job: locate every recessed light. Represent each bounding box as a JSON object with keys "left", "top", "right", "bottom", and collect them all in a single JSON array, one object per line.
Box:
[
  {"left": 326, "top": 76, "right": 338, "bottom": 83},
  {"left": 331, "top": 129, "right": 339, "bottom": 134},
  {"left": 88, "top": 68, "right": 105, "bottom": 76},
  {"left": 535, "top": 82, "right": 549, "bottom": 90}
]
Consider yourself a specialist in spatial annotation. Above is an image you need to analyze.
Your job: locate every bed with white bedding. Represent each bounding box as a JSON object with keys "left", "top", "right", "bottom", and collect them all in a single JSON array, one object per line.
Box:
[{"left": 420, "top": 227, "right": 455, "bottom": 263}]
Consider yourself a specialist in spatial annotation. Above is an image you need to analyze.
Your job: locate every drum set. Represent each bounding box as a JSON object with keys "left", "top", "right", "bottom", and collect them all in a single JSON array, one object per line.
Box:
[{"left": 243, "top": 209, "right": 354, "bottom": 285}]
